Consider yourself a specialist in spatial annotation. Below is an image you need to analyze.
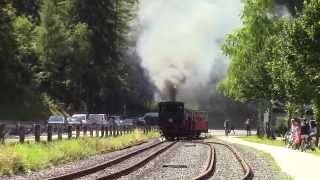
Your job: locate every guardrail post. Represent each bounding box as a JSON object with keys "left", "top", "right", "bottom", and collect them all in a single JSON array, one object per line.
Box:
[
  {"left": 58, "top": 126, "right": 62, "bottom": 140},
  {"left": 96, "top": 125, "right": 99, "bottom": 137},
  {"left": 83, "top": 125, "right": 87, "bottom": 136},
  {"left": 113, "top": 126, "right": 116, "bottom": 136},
  {"left": 0, "top": 124, "right": 5, "bottom": 144},
  {"left": 47, "top": 125, "right": 53, "bottom": 142},
  {"left": 90, "top": 125, "right": 93, "bottom": 137},
  {"left": 19, "top": 125, "right": 25, "bottom": 143},
  {"left": 76, "top": 125, "right": 80, "bottom": 138},
  {"left": 116, "top": 126, "right": 119, "bottom": 136},
  {"left": 105, "top": 126, "right": 109, "bottom": 137},
  {"left": 101, "top": 125, "right": 105, "bottom": 137},
  {"left": 35, "top": 124, "right": 41, "bottom": 142},
  {"left": 68, "top": 125, "right": 72, "bottom": 139}
]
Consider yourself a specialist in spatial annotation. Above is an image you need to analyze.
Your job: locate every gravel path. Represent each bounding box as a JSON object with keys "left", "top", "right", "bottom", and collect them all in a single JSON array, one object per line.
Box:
[
  {"left": 233, "top": 144, "right": 289, "bottom": 180},
  {"left": 209, "top": 143, "right": 244, "bottom": 180},
  {"left": 78, "top": 142, "right": 173, "bottom": 180},
  {"left": 119, "top": 142, "right": 209, "bottom": 180},
  {"left": 0, "top": 139, "right": 160, "bottom": 180}
]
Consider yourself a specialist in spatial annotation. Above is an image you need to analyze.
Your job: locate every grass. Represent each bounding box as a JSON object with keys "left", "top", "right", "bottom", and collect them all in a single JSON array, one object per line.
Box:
[
  {"left": 239, "top": 136, "right": 286, "bottom": 147},
  {"left": 0, "top": 129, "right": 160, "bottom": 175},
  {"left": 236, "top": 144, "right": 293, "bottom": 180},
  {"left": 239, "top": 135, "right": 320, "bottom": 156},
  {"left": 256, "top": 150, "right": 293, "bottom": 180}
]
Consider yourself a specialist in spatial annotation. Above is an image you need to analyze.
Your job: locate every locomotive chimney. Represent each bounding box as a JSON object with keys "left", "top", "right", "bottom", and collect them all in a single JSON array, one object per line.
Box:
[
  {"left": 165, "top": 80, "right": 177, "bottom": 101},
  {"left": 170, "top": 85, "right": 177, "bottom": 102}
]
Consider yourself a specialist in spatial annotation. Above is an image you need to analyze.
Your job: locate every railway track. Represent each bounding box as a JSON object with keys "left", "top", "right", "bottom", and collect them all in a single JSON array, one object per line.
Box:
[
  {"left": 48, "top": 140, "right": 252, "bottom": 180},
  {"left": 48, "top": 141, "right": 175, "bottom": 180},
  {"left": 207, "top": 141, "right": 253, "bottom": 180}
]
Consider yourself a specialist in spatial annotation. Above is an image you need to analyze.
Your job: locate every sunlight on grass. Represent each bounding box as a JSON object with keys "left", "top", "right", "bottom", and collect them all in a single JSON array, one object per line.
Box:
[
  {"left": 0, "top": 129, "right": 160, "bottom": 175},
  {"left": 239, "top": 136, "right": 286, "bottom": 147},
  {"left": 239, "top": 135, "right": 320, "bottom": 157}
]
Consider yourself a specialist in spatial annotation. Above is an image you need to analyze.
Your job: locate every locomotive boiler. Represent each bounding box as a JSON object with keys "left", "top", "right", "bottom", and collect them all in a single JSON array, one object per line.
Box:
[{"left": 158, "top": 101, "right": 208, "bottom": 140}]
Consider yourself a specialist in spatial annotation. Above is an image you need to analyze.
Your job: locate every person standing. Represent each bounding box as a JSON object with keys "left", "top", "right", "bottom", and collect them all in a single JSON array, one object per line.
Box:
[
  {"left": 245, "top": 118, "right": 251, "bottom": 136},
  {"left": 224, "top": 120, "right": 230, "bottom": 136}
]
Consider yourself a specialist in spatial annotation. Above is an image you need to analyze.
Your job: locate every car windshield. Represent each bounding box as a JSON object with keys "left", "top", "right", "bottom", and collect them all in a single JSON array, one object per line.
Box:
[{"left": 72, "top": 115, "right": 86, "bottom": 120}]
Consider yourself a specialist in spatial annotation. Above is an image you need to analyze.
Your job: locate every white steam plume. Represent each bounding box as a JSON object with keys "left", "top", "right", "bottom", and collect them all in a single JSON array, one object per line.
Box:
[{"left": 137, "top": 0, "right": 242, "bottom": 105}]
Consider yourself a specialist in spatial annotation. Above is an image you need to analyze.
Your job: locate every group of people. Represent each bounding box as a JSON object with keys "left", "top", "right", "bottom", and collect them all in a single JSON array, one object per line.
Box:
[
  {"left": 224, "top": 118, "right": 252, "bottom": 136},
  {"left": 287, "top": 118, "right": 318, "bottom": 150}
]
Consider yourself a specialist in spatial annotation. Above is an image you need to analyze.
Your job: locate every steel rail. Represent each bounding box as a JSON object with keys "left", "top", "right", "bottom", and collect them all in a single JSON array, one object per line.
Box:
[
  {"left": 209, "top": 142, "right": 254, "bottom": 180},
  {"left": 48, "top": 141, "right": 164, "bottom": 180},
  {"left": 192, "top": 142, "right": 216, "bottom": 180},
  {"left": 97, "top": 141, "right": 177, "bottom": 180}
]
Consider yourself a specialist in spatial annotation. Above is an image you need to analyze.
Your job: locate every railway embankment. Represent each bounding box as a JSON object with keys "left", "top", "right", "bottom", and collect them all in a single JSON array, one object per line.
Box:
[{"left": 0, "top": 130, "right": 159, "bottom": 178}]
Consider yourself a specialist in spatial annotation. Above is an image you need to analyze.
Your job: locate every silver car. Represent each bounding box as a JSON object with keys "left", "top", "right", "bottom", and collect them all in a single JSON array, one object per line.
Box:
[{"left": 48, "top": 115, "right": 65, "bottom": 124}]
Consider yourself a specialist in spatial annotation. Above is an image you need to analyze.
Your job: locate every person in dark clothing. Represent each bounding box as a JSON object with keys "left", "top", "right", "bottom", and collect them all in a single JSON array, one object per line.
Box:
[
  {"left": 245, "top": 118, "right": 251, "bottom": 136},
  {"left": 224, "top": 120, "right": 230, "bottom": 136},
  {"left": 301, "top": 119, "right": 310, "bottom": 135}
]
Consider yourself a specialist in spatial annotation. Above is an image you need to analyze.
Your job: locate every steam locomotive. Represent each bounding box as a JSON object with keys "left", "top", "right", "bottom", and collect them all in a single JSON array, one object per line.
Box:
[{"left": 158, "top": 101, "right": 208, "bottom": 140}]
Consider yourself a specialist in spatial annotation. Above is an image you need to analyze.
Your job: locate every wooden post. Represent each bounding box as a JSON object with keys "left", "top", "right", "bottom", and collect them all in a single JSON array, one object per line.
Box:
[
  {"left": 35, "top": 124, "right": 41, "bottom": 142},
  {"left": 47, "top": 125, "right": 53, "bottom": 142},
  {"left": 68, "top": 125, "right": 72, "bottom": 139},
  {"left": 90, "top": 125, "right": 93, "bottom": 137},
  {"left": 83, "top": 125, "right": 87, "bottom": 136},
  {"left": 120, "top": 126, "right": 123, "bottom": 136},
  {"left": 19, "top": 126, "right": 25, "bottom": 143},
  {"left": 0, "top": 124, "right": 5, "bottom": 144},
  {"left": 105, "top": 126, "right": 108, "bottom": 137},
  {"left": 58, "top": 126, "right": 62, "bottom": 140},
  {"left": 96, "top": 125, "right": 99, "bottom": 137},
  {"left": 101, "top": 125, "right": 105, "bottom": 137},
  {"left": 76, "top": 125, "right": 80, "bottom": 138},
  {"left": 112, "top": 126, "right": 115, "bottom": 136}
]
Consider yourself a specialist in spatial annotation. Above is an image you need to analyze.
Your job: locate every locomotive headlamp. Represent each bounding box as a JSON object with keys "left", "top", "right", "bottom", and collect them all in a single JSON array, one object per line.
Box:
[{"left": 168, "top": 118, "right": 173, "bottom": 123}]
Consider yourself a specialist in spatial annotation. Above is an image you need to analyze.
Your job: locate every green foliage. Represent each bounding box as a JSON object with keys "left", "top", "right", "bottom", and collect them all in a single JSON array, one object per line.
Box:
[
  {"left": 0, "top": 0, "right": 153, "bottom": 120},
  {"left": 275, "top": 117, "right": 288, "bottom": 137},
  {"left": 218, "top": 0, "right": 277, "bottom": 102},
  {"left": 0, "top": 130, "right": 160, "bottom": 175},
  {"left": 220, "top": 0, "right": 320, "bottom": 124}
]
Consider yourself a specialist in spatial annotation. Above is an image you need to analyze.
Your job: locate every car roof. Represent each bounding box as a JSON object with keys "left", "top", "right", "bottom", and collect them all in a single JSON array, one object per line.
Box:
[
  {"left": 49, "top": 115, "right": 64, "bottom": 118},
  {"left": 72, "top": 114, "right": 86, "bottom": 116},
  {"left": 144, "top": 112, "right": 158, "bottom": 117}
]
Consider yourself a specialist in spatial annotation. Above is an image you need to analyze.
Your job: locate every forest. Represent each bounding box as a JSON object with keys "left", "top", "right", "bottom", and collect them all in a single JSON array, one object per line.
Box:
[{"left": 0, "top": 0, "right": 154, "bottom": 121}]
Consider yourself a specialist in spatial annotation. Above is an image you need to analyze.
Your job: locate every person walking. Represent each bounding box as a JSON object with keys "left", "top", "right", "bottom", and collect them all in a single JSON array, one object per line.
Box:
[{"left": 224, "top": 120, "right": 230, "bottom": 136}]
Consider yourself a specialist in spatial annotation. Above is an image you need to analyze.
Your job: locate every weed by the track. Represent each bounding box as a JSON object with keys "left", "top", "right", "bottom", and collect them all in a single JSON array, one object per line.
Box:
[{"left": 0, "top": 129, "right": 160, "bottom": 175}]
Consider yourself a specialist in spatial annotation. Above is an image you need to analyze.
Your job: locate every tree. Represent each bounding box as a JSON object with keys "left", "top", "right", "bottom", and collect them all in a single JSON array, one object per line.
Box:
[
  {"left": 37, "top": 0, "right": 92, "bottom": 111},
  {"left": 72, "top": 0, "right": 139, "bottom": 113}
]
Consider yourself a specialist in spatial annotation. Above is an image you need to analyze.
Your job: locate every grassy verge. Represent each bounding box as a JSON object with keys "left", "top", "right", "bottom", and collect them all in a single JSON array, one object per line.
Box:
[
  {"left": 256, "top": 150, "right": 293, "bottom": 180},
  {"left": 239, "top": 136, "right": 286, "bottom": 147},
  {"left": 239, "top": 135, "right": 320, "bottom": 156},
  {"left": 0, "top": 129, "right": 160, "bottom": 175}
]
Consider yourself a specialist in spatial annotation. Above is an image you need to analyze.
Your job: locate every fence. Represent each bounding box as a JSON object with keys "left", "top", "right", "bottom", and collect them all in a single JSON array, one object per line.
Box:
[{"left": 0, "top": 124, "right": 157, "bottom": 144}]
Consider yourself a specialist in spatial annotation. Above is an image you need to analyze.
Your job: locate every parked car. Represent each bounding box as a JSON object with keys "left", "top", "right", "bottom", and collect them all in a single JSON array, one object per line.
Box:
[
  {"left": 141, "top": 112, "right": 159, "bottom": 126},
  {"left": 108, "top": 115, "right": 123, "bottom": 127},
  {"left": 67, "top": 114, "right": 87, "bottom": 125},
  {"left": 48, "top": 115, "right": 65, "bottom": 124},
  {"left": 87, "top": 114, "right": 108, "bottom": 125},
  {"left": 123, "top": 118, "right": 134, "bottom": 126}
]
